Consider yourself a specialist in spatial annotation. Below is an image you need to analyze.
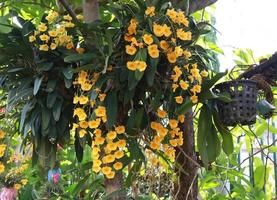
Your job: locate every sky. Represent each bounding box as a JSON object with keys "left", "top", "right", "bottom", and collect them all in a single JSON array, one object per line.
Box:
[{"left": 214, "top": 0, "right": 277, "bottom": 71}]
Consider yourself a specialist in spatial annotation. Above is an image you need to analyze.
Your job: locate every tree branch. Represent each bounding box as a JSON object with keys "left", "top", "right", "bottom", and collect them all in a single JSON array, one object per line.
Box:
[
  {"left": 189, "top": 0, "right": 218, "bottom": 14},
  {"left": 240, "top": 53, "right": 277, "bottom": 85},
  {"left": 239, "top": 139, "right": 277, "bottom": 166},
  {"left": 172, "top": 0, "right": 218, "bottom": 14},
  {"left": 57, "top": 0, "right": 78, "bottom": 23},
  {"left": 186, "top": 172, "right": 198, "bottom": 200}
]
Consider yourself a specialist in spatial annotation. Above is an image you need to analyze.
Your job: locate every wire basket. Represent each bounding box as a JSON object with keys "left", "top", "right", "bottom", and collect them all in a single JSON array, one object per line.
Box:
[{"left": 214, "top": 80, "right": 258, "bottom": 126}]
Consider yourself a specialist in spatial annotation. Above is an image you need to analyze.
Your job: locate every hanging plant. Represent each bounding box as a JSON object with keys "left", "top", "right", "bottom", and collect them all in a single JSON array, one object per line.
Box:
[
  {"left": 0, "top": 0, "right": 236, "bottom": 177},
  {"left": 0, "top": 11, "right": 84, "bottom": 168},
  {"left": 70, "top": 0, "right": 234, "bottom": 178},
  {"left": 213, "top": 80, "right": 258, "bottom": 126}
]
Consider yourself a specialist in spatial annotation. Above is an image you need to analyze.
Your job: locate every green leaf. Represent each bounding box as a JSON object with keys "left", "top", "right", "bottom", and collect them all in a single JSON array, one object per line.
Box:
[
  {"left": 150, "top": 90, "right": 162, "bottom": 111},
  {"left": 255, "top": 122, "right": 267, "bottom": 136},
  {"left": 254, "top": 166, "right": 265, "bottom": 189},
  {"left": 128, "top": 71, "right": 139, "bottom": 90},
  {"left": 107, "top": 3, "right": 124, "bottom": 23},
  {"left": 71, "top": 174, "right": 90, "bottom": 195},
  {"left": 89, "top": 90, "right": 98, "bottom": 101},
  {"left": 220, "top": 128, "right": 234, "bottom": 155},
  {"left": 216, "top": 92, "right": 232, "bottom": 102},
  {"left": 0, "top": 15, "right": 12, "bottom": 33},
  {"left": 176, "top": 100, "right": 194, "bottom": 115},
  {"left": 134, "top": 0, "right": 146, "bottom": 10},
  {"left": 19, "top": 184, "right": 33, "bottom": 200},
  {"left": 20, "top": 100, "right": 35, "bottom": 132},
  {"left": 202, "top": 71, "right": 227, "bottom": 91},
  {"left": 64, "top": 53, "right": 95, "bottom": 63},
  {"left": 33, "top": 76, "right": 43, "bottom": 95},
  {"left": 202, "top": 182, "right": 221, "bottom": 190},
  {"left": 29, "top": 107, "right": 41, "bottom": 137},
  {"left": 7, "top": 88, "right": 33, "bottom": 111},
  {"left": 52, "top": 99, "right": 63, "bottom": 121},
  {"left": 82, "top": 161, "right": 93, "bottom": 170},
  {"left": 199, "top": 90, "right": 232, "bottom": 103},
  {"left": 75, "top": 134, "right": 83, "bottom": 162},
  {"left": 37, "top": 62, "right": 53, "bottom": 71},
  {"left": 199, "top": 89, "right": 218, "bottom": 102},
  {"left": 197, "top": 104, "right": 211, "bottom": 167},
  {"left": 7, "top": 68, "right": 24, "bottom": 73},
  {"left": 135, "top": 107, "right": 144, "bottom": 129},
  {"left": 23, "top": 123, "right": 31, "bottom": 138},
  {"left": 63, "top": 67, "right": 73, "bottom": 79},
  {"left": 123, "top": 89, "right": 135, "bottom": 105},
  {"left": 105, "top": 91, "right": 118, "bottom": 129},
  {"left": 22, "top": 20, "right": 35, "bottom": 37},
  {"left": 206, "top": 125, "right": 221, "bottom": 162},
  {"left": 269, "top": 125, "right": 277, "bottom": 134},
  {"left": 64, "top": 78, "right": 72, "bottom": 89},
  {"left": 268, "top": 146, "right": 277, "bottom": 152},
  {"left": 233, "top": 48, "right": 255, "bottom": 65},
  {"left": 41, "top": 108, "right": 51, "bottom": 131},
  {"left": 48, "top": 125, "right": 57, "bottom": 141},
  {"left": 140, "top": 47, "right": 148, "bottom": 60},
  {"left": 146, "top": 57, "right": 158, "bottom": 86},
  {"left": 135, "top": 70, "right": 144, "bottom": 80},
  {"left": 205, "top": 41, "right": 224, "bottom": 55},
  {"left": 127, "top": 109, "right": 136, "bottom": 133},
  {"left": 213, "top": 111, "right": 234, "bottom": 155},
  {"left": 46, "top": 79, "right": 57, "bottom": 92},
  {"left": 125, "top": 159, "right": 142, "bottom": 187},
  {"left": 47, "top": 92, "right": 57, "bottom": 108},
  {"left": 197, "top": 21, "right": 213, "bottom": 35}
]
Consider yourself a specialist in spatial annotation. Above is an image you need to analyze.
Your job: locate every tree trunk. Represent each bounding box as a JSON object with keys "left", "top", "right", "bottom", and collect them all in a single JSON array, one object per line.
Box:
[
  {"left": 175, "top": 111, "right": 199, "bottom": 200},
  {"left": 104, "top": 172, "right": 125, "bottom": 200},
  {"left": 37, "top": 136, "right": 56, "bottom": 169},
  {"left": 83, "top": 0, "right": 99, "bottom": 23}
]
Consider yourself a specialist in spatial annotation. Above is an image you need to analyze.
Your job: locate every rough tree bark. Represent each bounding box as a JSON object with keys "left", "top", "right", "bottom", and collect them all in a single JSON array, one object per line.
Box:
[
  {"left": 174, "top": 112, "right": 199, "bottom": 200},
  {"left": 83, "top": 0, "right": 99, "bottom": 23},
  {"left": 240, "top": 53, "right": 277, "bottom": 84}
]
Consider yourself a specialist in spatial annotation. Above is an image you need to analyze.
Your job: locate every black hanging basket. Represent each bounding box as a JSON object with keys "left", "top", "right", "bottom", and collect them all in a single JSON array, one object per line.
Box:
[{"left": 213, "top": 80, "right": 258, "bottom": 126}]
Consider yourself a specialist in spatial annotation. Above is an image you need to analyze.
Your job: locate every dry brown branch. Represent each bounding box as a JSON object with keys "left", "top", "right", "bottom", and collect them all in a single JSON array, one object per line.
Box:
[{"left": 57, "top": 0, "right": 78, "bottom": 22}]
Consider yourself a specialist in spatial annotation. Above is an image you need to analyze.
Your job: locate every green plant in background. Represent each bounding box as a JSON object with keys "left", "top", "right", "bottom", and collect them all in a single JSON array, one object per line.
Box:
[
  {"left": 0, "top": 129, "right": 31, "bottom": 197},
  {"left": 0, "top": 9, "right": 85, "bottom": 168},
  {"left": 198, "top": 49, "right": 277, "bottom": 200}
]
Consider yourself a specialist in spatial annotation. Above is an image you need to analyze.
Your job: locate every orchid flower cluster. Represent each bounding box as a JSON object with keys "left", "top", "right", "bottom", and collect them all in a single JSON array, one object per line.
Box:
[
  {"left": 0, "top": 130, "right": 30, "bottom": 191},
  {"left": 28, "top": 11, "right": 84, "bottom": 53},
  {"left": 123, "top": 5, "right": 209, "bottom": 167},
  {"left": 125, "top": 6, "right": 208, "bottom": 105},
  {"left": 73, "top": 71, "right": 127, "bottom": 179},
  {"left": 71, "top": 3, "right": 211, "bottom": 178}
]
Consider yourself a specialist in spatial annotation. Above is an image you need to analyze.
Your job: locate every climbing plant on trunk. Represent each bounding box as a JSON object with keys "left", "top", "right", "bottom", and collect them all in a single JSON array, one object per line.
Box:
[{"left": 0, "top": 0, "right": 239, "bottom": 199}]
